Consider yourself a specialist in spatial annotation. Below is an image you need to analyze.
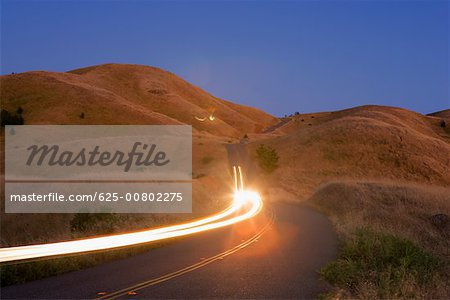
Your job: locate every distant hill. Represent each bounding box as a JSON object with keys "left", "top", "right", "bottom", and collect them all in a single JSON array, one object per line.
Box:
[
  {"left": 252, "top": 105, "right": 450, "bottom": 200},
  {"left": 1, "top": 63, "right": 278, "bottom": 137},
  {"left": 428, "top": 109, "right": 450, "bottom": 119}
]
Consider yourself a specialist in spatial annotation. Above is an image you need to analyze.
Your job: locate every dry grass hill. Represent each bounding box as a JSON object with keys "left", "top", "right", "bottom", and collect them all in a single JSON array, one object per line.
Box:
[
  {"left": 429, "top": 109, "right": 450, "bottom": 119},
  {"left": 252, "top": 105, "right": 450, "bottom": 200},
  {"left": 1, "top": 63, "right": 277, "bottom": 136}
]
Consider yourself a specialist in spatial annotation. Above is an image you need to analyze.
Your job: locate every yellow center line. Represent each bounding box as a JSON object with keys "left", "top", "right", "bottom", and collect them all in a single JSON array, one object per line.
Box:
[{"left": 97, "top": 209, "right": 275, "bottom": 300}]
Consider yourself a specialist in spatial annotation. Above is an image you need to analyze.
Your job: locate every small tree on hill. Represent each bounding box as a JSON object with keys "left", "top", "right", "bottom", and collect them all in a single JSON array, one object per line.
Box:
[
  {"left": 1, "top": 109, "right": 24, "bottom": 126},
  {"left": 256, "top": 144, "right": 279, "bottom": 173}
]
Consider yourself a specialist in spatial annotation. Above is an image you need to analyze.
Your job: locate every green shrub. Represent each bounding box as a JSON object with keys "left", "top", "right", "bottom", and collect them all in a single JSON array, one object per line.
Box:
[
  {"left": 256, "top": 144, "right": 279, "bottom": 173},
  {"left": 321, "top": 228, "right": 441, "bottom": 298},
  {"left": 201, "top": 156, "right": 214, "bottom": 165}
]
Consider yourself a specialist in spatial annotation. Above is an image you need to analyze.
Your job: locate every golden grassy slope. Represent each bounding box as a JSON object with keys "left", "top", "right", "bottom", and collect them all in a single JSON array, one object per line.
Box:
[
  {"left": 428, "top": 109, "right": 450, "bottom": 119},
  {"left": 1, "top": 63, "right": 277, "bottom": 136},
  {"left": 251, "top": 105, "right": 450, "bottom": 200},
  {"left": 310, "top": 181, "right": 449, "bottom": 259},
  {"left": 310, "top": 181, "right": 450, "bottom": 299}
]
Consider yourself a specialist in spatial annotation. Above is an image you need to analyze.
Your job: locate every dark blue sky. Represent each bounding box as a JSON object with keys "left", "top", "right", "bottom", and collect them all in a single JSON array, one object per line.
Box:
[{"left": 1, "top": 0, "right": 448, "bottom": 116}]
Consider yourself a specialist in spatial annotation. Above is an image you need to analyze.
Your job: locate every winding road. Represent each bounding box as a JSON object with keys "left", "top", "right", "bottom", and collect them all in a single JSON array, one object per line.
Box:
[{"left": 1, "top": 143, "right": 338, "bottom": 299}]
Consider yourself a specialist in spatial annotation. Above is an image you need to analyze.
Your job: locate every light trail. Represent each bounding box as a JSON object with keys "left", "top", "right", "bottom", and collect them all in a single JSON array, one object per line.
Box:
[
  {"left": 194, "top": 116, "right": 207, "bottom": 121},
  {"left": 194, "top": 114, "right": 215, "bottom": 122},
  {"left": 238, "top": 166, "right": 244, "bottom": 190},
  {"left": 0, "top": 166, "right": 262, "bottom": 263},
  {"left": 233, "top": 166, "right": 238, "bottom": 191}
]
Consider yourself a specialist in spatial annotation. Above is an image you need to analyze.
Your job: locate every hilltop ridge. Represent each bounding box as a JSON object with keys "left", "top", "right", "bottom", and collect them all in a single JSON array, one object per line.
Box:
[{"left": 1, "top": 63, "right": 278, "bottom": 137}]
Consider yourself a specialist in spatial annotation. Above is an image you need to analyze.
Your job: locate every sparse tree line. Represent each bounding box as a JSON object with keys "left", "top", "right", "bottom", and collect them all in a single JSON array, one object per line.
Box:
[{"left": 284, "top": 111, "right": 300, "bottom": 118}]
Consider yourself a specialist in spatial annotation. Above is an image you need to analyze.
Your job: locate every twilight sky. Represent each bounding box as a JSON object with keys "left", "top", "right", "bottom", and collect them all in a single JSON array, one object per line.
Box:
[{"left": 1, "top": 0, "right": 448, "bottom": 116}]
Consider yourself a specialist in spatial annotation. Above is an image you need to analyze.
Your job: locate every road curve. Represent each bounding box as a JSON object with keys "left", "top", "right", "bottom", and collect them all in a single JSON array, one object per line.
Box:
[
  {"left": 1, "top": 202, "right": 337, "bottom": 299},
  {"left": 1, "top": 143, "right": 338, "bottom": 299}
]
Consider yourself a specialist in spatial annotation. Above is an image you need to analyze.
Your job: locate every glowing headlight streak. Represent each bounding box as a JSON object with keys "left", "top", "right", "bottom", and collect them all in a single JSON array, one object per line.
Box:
[
  {"left": 238, "top": 166, "right": 244, "bottom": 190},
  {"left": 195, "top": 114, "right": 215, "bottom": 122},
  {"left": 233, "top": 166, "right": 238, "bottom": 191},
  {"left": 0, "top": 166, "right": 262, "bottom": 263},
  {"left": 194, "top": 116, "right": 207, "bottom": 121}
]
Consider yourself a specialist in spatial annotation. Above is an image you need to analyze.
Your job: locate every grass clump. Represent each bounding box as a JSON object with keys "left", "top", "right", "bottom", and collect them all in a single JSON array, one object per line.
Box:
[
  {"left": 201, "top": 156, "right": 214, "bottom": 165},
  {"left": 321, "top": 228, "right": 443, "bottom": 299},
  {"left": 256, "top": 144, "right": 279, "bottom": 173},
  {"left": 70, "top": 213, "right": 119, "bottom": 234}
]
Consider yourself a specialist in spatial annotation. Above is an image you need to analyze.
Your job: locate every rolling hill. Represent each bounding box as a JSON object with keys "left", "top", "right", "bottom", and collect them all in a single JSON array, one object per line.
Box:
[
  {"left": 250, "top": 105, "right": 450, "bottom": 200},
  {"left": 1, "top": 63, "right": 278, "bottom": 136},
  {"left": 428, "top": 109, "right": 450, "bottom": 119}
]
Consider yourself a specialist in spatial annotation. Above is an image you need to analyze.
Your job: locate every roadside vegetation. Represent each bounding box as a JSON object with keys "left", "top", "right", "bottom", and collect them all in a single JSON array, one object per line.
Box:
[
  {"left": 255, "top": 144, "right": 279, "bottom": 173},
  {"left": 70, "top": 213, "right": 120, "bottom": 235},
  {"left": 201, "top": 156, "right": 214, "bottom": 165},
  {"left": 321, "top": 228, "right": 443, "bottom": 299},
  {"left": 1, "top": 107, "right": 24, "bottom": 126},
  {"left": 310, "top": 181, "right": 449, "bottom": 299}
]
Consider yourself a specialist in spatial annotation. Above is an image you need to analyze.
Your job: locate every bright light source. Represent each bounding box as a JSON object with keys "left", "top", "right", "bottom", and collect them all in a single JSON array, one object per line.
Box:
[{"left": 233, "top": 190, "right": 261, "bottom": 207}]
